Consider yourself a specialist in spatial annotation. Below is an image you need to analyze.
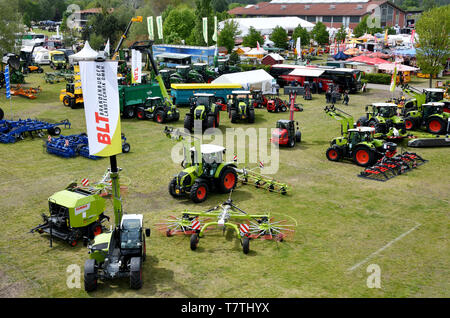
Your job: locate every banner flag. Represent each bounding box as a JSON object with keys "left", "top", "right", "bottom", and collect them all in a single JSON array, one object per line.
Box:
[
  {"left": 131, "top": 49, "right": 142, "bottom": 84},
  {"left": 79, "top": 61, "right": 122, "bottom": 157},
  {"left": 212, "top": 16, "right": 217, "bottom": 42},
  {"left": 203, "top": 17, "right": 208, "bottom": 44},
  {"left": 156, "top": 16, "right": 163, "bottom": 40},
  {"left": 147, "top": 16, "right": 154, "bottom": 40}
]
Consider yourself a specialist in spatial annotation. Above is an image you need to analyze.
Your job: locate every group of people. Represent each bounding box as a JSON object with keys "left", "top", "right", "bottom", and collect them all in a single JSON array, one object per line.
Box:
[{"left": 325, "top": 85, "right": 350, "bottom": 105}]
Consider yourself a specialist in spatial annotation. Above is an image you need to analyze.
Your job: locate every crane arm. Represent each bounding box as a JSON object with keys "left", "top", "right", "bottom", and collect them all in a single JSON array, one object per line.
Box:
[
  {"left": 111, "top": 16, "right": 143, "bottom": 61},
  {"left": 324, "top": 105, "right": 354, "bottom": 135}
]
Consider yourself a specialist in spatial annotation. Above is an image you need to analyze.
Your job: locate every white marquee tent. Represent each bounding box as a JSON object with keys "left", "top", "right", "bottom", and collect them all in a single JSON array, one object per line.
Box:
[
  {"left": 212, "top": 69, "right": 276, "bottom": 94},
  {"left": 69, "top": 41, "right": 99, "bottom": 63}
]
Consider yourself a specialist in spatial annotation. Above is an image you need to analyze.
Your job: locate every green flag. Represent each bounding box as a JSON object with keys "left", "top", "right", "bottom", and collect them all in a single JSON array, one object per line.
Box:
[
  {"left": 156, "top": 16, "right": 163, "bottom": 40},
  {"left": 147, "top": 16, "right": 154, "bottom": 41},
  {"left": 212, "top": 16, "right": 217, "bottom": 43},
  {"left": 202, "top": 17, "right": 208, "bottom": 45}
]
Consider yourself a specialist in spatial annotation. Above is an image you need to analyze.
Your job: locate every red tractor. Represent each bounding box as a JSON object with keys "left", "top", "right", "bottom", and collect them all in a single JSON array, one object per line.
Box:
[
  {"left": 251, "top": 90, "right": 268, "bottom": 109},
  {"left": 267, "top": 96, "right": 303, "bottom": 113},
  {"left": 270, "top": 86, "right": 303, "bottom": 147}
]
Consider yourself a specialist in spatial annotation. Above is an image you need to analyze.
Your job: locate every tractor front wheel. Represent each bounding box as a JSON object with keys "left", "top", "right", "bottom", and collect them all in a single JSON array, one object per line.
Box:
[
  {"left": 190, "top": 182, "right": 209, "bottom": 203},
  {"left": 84, "top": 259, "right": 98, "bottom": 292},
  {"left": 404, "top": 117, "right": 415, "bottom": 130},
  {"left": 130, "top": 257, "right": 143, "bottom": 289},
  {"left": 168, "top": 177, "right": 183, "bottom": 198},
  {"left": 353, "top": 147, "right": 375, "bottom": 167},
  {"left": 184, "top": 114, "right": 193, "bottom": 132},
  {"left": 248, "top": 109, "right": 255, "bottom": 123},
  {"left": 217, "top": 168, "right": 237, "bottom": 193},
  {"left": 230, "top": 109, "right": 239, "bottom": 123},
  {"left": 63, "top": 96, "right": 70, "bottom": 107},
  {"left": 326, "top": 147, "right": 340, "bottom": 162},
  {"left": 295, "top": 130, "right": 302, "bottom": 143}
]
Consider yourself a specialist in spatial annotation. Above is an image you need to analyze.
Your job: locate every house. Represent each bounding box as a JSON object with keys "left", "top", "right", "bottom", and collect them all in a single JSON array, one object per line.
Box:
[
  {"left": 262, "top": 53, "right": 285, "bottom": 65},
  {"left": 229, "top": 1, "right": 407, "bottom": 29}
]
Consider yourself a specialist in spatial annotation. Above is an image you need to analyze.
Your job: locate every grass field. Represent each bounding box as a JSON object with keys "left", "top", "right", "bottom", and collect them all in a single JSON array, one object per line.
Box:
[{"left": 0, "top": 66, "right": 448, "bottom": 298}]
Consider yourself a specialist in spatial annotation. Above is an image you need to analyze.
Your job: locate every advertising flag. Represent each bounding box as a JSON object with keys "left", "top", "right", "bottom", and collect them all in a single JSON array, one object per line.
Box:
[
  {"left": 203, "top": 17, "right": 208, "bottom": 44},
  {"left": 4, "top": 65, "right": 10, "bottom": 99},
  {"left": 156, "top": 16, "right": 163, "bottom": 40},
  {"left": 79, "top": 61, "right": 122, "bottom": 157},
  {"left": 296, "top": 37, "right": 301, "bottom": 59},
  {"left": 131, "top": 49, "right": 142, "bottom": 84},
  {"left": 212, "top": 16, "right": 218, "bottom": 42},
  {"left": 390, "top": 64, "right": 398, "bottom": 93},
  {"left": 147, "top": 16, "right": 154, "bottom": 40}
]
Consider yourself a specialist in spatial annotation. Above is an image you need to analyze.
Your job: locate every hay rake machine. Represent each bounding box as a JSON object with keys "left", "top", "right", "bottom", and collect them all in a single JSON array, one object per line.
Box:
[
  {"left": 0, "top": 118, "right": 70, "bottom": 143},
  {"left": 45, "top": 133, "right": 130, "bottom": 160},
  {"left": 359, "top": 142, "right": 428, "bottom": 181},
  {"left": 235, "top": 167, "right": 288, "bottom": 195},
  {"left": 156, "top": 194, "right": 295, "bottom": 254},
  {"left": 10, "top": 85, "right": 42, "bottom": 99}
]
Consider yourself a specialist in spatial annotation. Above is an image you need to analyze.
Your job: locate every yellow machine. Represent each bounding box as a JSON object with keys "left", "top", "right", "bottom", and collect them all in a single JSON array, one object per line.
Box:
[{"left": 49, "top": 50, "right": 67, "bottom": 70}]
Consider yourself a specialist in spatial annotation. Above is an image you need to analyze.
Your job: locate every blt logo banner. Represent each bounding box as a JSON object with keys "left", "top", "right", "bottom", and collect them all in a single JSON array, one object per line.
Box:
[{"left": 79, "top": 60, "right": 122, "bottom": 157}]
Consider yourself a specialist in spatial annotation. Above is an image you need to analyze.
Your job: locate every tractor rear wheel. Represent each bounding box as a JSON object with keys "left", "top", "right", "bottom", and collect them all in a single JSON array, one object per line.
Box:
[
  {"left": 136, "top": 107, "right": 146, "bottom": 120},
  {"left": 248, "top": 109, "right": 255, "bottom": 123},
  {"left": 404, "top": 117, "right": 415, "bottom": 130},
  {"left": 217, "top": 168, "right": 237, "bottom": 193},
  {"left": 356, "top": 116, "right": 368, "bottom": 127},
  {"left": 130, "top": 257, "right": 143, "bottom": 289},
  {"left": 242, "top": 237, "right": 250, "bottom": 254},
  {"left": 326, "top": 147, "right": 340, "bottom": 162},
  {"left": 184, "top": 114, "right": 193, "bottom": 132},
  {"left": 84, "top": 259, "right": 98, "bottom": 292},
  {"left": 190, "top": 182, "right": 209, "bottom": 203},
  {"left": 288, "top": 138, "right": 295, "bottom": 148},
  {"left": 426, "top": 117, "right": 446, "bottom": 134},
  {"left": 124, "top": 106, "right": 136, "bottom": 119},
  {"left": 155, "top": 110, "right": 166, "bottom": 124},
  {"left": 190, "top": 233, "right": 199, "bottom": 251},
  {"left": 353, "top": 147, "right": 375, "bottom": 167}
]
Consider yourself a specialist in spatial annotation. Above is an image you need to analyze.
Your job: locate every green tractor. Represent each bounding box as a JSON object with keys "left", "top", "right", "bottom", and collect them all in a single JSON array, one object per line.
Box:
[
  {"left": 217, "top": 58, "right": 241, "bottom": 75},
  {"left": 227, "top": 91, "right": 256, "bottom": 124},
  {"left": 184, "top": 93, "right": 220, "bottom": 132},
  {"left": 165, "top": 127, "right": 238, "bottom": 203},
  {"left": 2, "top": 53, "right": 25, "bottom": 84},
  {"left": 356, "top": 103, "right": 408, "bottom": 140},
  {"left": 404, "top": 102, "right": 450, "bottom": 134},
  {"left": 324, "top": 105, "right": 386, "bottom": 167},
  {"left": 30, "top": 182, "right": 110, "bottom": 247},
  {"left": 170, "top": 65, "right": 204, "bottom": 84},
  {"left": 192, "top": 62, "right": 217, "bottom": 83},
  {"left": 401, "top": 84, "right": 449, "bottom": 112},
  {"left": 136, "top": 96, "right": 180, "bottom": 123}
]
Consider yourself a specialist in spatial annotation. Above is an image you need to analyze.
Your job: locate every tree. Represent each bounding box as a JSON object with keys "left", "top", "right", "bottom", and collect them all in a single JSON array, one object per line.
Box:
[
  {"left": 191, "top": 0, "right": 215, "bottom": 46},
  {"left": 292, "top": 25, "right": 310, "bottom": 46},
  {"left": 242, "top": 26, "right": 264, "bottom": 48},
  {"left": 269, "top": 26, "right": 288, "bottom": 49},
  {"left": 0, "top": 0, "right": 21, "bottom": 56},
  {"left": 212, "top": 0, "right": 229, "bottom": 12},
  {"left": 127, "top": 2, "right": 154, "bottom": 44},
  {"left": 163, "top": 6, "right": 196, "bottom": 44},
  {"left": 229, "top": 50, "right": 240, "bottom": 65},
  {"left": 218, "top": 19, "right": 240, "bottom": 53},
  {"left": 311, "top": 22, "right": 329, "bottom": 45},
  {"left": 423, "top": 0, "right": 437, "bottom": 11},
  {"left": 415, "top": 5, "right": 450, "bottom": 87},
  {"left": 335, "top": 25, "right": 346, "bottom": 42}
]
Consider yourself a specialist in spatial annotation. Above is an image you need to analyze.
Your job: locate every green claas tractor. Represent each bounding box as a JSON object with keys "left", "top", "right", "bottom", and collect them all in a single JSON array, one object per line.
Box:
[
  {"left": 165, "top": 127, "right": 237, "bottom": 203},
  {"left": 170, "top": 65, "right": 204, "bottom": 84},
  {"left": 404, "top": 102, "right": 450, "bottom": 134},
  {"left": 324, "top": 105, "right": 386, "bottom": 167},
  {"left": 401, "top": 84, "right": 449, "bottom": 112},
  {"left": 356, "top": 103, "right": 408, "bottom": 140},
  {"left": 136, "top": 96, "right": 180, "bottom": 123},
  {"left": 227, "top": 91, "right": 256, "bottom": 124},
  {"left": 192, "top": 62, "right": 217, "bottom": 83},
  {"left": 184, "top": 93, "right": 220, "bottom": 132},
  {"left": 30, "top": 182, "right": 110, "bottom": 246}
]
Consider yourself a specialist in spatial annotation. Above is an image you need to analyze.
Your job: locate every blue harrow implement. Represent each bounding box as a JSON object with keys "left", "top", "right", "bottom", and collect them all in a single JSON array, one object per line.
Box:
[
  {"left": 0, "top": 118, "right": 71, "bottom": 143},
  {"left": 46, "top": 133, "right": 131, "bottom": 160}
]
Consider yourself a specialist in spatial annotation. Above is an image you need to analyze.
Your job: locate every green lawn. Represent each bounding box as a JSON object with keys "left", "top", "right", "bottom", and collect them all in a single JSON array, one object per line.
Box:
[{"left": 0, "top": 67, "right": 448, "bottom": 298}]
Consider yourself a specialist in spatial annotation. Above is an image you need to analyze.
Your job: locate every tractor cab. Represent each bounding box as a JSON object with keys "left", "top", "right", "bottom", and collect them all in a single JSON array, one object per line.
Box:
[
  {"left": 193, "top": 63, "right": 207, "bottom": 74},
  {"left": 424, "top": 88, "right": 444, "bottom": 103},
  {"left": 368, "top": 103, "right": 398, "bottom": 118},
  {"left": 176, "top": 65, "right": 190, "bottom": 76},
  {"left": 271, "top": 119, "right": 301, "bottom": 147},
  {"left": 120, "top": 214, "right": 145, "bottom": 254},
  {"left": 189, "top": 144, "right": 225, "bottom": 176},
  {"left": 49, "top": 50, "right": 66, "bottom": 69},
  {"left": 192, "top": 93, "right": 216, "bottom": 110},
  {"left": 422, "top": 102, "right": 445, "bottom": 118},
  {"left": 348, "top": 127, "right": 375, "bottom": 144},
  {"left": 144, "top": 96, "right": 164, "bottom": 110}
]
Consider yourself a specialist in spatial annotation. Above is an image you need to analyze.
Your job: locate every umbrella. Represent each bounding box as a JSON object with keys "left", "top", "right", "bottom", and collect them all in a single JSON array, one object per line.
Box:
[{"left": 333, "top": 51, "right": 350, "bottom": 60}]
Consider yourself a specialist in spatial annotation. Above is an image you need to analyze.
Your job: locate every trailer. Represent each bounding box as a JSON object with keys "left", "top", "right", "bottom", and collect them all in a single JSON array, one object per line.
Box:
[
  {"left": 170, "top": 83, "right": 242, "bottom": 107},
  {"left": 119, "top": 82, "right": 164, "bottom": 118}
]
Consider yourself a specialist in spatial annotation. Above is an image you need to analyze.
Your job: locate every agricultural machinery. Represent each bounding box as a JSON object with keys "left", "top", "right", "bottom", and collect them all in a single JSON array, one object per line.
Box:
[
  {"left": 324, "top": 105, "right": 386, "bottom": 167},
  {"left": 356, "top": 103, "right": 408, "bottom": 140},
  {"left": 170, "top": 65, "right": 204, "bottom": 84},
  {"left": 251, "top": 90, "right": 268, "bottom": 109},
  {"left": 184, "top": 93, "right": 220, "bottom": 132},
  {"left": 227, "top": 91, "right": 255, "bottom": 124},
  {"left": 10, "top": 85, "right": 42, "bottom": 99},
  {"left": 192, "top": 63, "right": 217, "bottom": 83},
  {"left": 217, "top": 58, "right": 240, "bottom": 75},
  {"left": 0, "top": 118, "right": 70, "bottom": 143},
  {"left": 2, "top": 53, "right": 25, "bottom": 84},
  {"left": 46, "top": 133, "right": 130, "bottom": 160},
  {"left": 126, "top": 41, "right": 180, "bottom": 122},
  {"left": 271, "top": 86, "right": 303, "bottom": 148},
  {"left": 0, "top": 107, "right": 3, "bottom": 120},
  {"left": 49, "top": 50, "right": 67, "bottom": 70},
  {"left": 401, "top": 84, "right": 449, "bottom": 112},
  {"left": 19, "top": 44, "right": 44, "bottom": 74},
  {"left": 156, "top": 194, "right": 294, "bottom": 254},
  {"left": 359, "top": 142, "right": 427, "bottom": 181},
  {"left": 165, "top": 127, "right": 289, "bottom": 203},
  {"left": 30, "top": 181, "right": 110, "bottom": 247},
  {"left": 404, "top": 102, "right": 450, "bottom": 135}
]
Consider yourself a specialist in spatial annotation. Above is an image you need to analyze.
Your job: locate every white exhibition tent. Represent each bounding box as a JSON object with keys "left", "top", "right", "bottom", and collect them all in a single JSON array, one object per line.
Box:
[
  {"left": 219, "top": 17, "right": 315, "bottom": 37},
  {"left": 212, "top": 69, "right": 276, "bottom": 94},
  {"left": 377, "top": 63, "right": 419, "bottom": 73},
  {"left": 69, "top": 41, "right": 99, "bottom": 63},
  {"left": 245, "top": 47, "right": 268, "bottom": 56}
]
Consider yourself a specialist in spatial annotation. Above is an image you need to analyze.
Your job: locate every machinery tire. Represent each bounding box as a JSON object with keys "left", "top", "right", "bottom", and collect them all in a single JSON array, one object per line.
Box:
[
  {"left": 242, "top": 237, "right": 250, "bottom": 254},
  {"left": 184, "top": 114, "right": 193, "bottom": 132},
  {"left": 295, "top": 130, "right": 302, "bottom": 143},
  {"left": 426, "top": 117, "right": 446, "bottom": 135},
  {"left": 0, "top": 108, "right": 3, "bottom": 120},
  {"left": 248, "top": 108, "right": 255, "bottom": 123},
  {"left": 207, "top": 114, "right": 216, "bottom": 129},
  {"left": 63, "top": 96, "right": 70, "bottom": 107},
  {"left": 356, "top": 116, "right": 368, "bottom": 127},
  {"left": 353, "top": 147, "right": 375, "bottom": 167},
  {"left": 190, "top": 182, "right": 209, "bottom": 203},
  {"left": 122, "top": 143, "right": 131, "bottom": 153},
  {"left": 124, "top": 106, "right": 136, "bottom": 119},
  {"left": 130, "top": 257, "right": 143, "bottom": 290},
  {"left": 368, "top": 119, "right": 378, "bottom": 129},
  {"left": 404, "top": 117, "right": 415, "bottom": 130},
  {"left": 37, "top": 68, "right": 43, "bottom": 74},
  {"left": 84, "top": 259, "right": 98, "bottom": 292},
  {"left": 168, "top": 177, "right": 183, "bottom": 198},
  {"left": 69, "top": 98, "right": 76, "bottom": 109},
  {"left": 288, "top": 138, "right": 295, "bottom": 148},
  {"left": 155, "top": 110, "right": 166, "bottom": 124},
  {"left": 190, "top": 233, "right": 199, "bottom": 251},
  {"left": 326, "top": 147, "right": 341, "bottom": 162},
  {"left": 136, "top": 107, "right": 146, "bottom": 120},
  {"left": 215, "top": 110, "right": 220, "bottom": 127},
  {"left": 50, "top": 127, "right": 61, "bottom": 136},
  {"left": 281, "top": 105, "right": 287, "bottom": 112},
  {"left": 217, "top": 167, "right": 237, "bottom": 193},
  {"left": 230, "top": 109, "right": 238, "bottom": 123}
]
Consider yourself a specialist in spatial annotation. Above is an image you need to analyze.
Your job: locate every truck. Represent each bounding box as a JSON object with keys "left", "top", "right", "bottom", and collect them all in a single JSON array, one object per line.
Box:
[{"left": 170, "top": 83, "right": 242, "bottom": 107}]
